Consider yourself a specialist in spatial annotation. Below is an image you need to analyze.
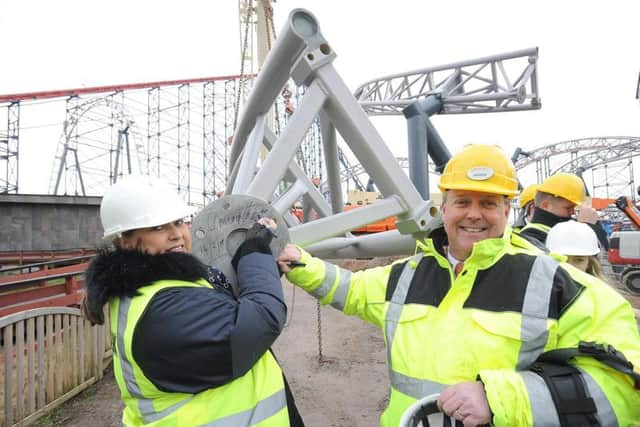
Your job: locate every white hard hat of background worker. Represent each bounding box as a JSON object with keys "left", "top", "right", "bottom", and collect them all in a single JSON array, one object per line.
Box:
[
  {"left": 546, "top": 220, "right": 600, "bottom": 256},
  {"left": 546, "top": 220, "right": 605, "bottom": 278},
  {"left": 100, "top": 174, "right": 197, "bottom": 241}
]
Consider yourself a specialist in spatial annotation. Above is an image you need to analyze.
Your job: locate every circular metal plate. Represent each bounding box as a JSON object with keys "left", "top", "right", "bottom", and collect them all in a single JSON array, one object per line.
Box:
[{"left": 191, "top": 194, "right": 289, "bottom": 292}]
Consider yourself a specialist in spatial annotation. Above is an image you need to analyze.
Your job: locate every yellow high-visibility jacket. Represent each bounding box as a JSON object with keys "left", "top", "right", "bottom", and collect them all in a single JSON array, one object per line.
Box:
[
  {"left": 110, "top": 279, "right": 290, "bottom": 427},
  {"left": 286, "top": 227, "right": 640, "bottom": 426}
]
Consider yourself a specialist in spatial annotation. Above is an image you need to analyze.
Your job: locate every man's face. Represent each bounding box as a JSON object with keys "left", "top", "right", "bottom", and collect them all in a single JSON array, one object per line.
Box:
[
  {"left": 119, "top": 219, "right": 192, "bottom": 255},
  {"left": 441, "top": 190, "right": 510, "bottom": 260},
  {"left": 541, "top": 197, "right": 576, "bottom": 218}
]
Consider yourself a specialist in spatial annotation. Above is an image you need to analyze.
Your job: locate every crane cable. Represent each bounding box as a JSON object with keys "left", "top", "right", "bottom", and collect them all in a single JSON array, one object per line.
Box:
[{"left": 233, "top": 1, "right": 254, "bottom": 132}]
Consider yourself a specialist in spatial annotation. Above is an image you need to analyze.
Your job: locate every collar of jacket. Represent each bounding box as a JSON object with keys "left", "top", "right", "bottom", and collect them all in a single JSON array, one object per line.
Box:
[
  {"left": 85, "top": 249, "right": 209, "bottom": 303},
  {"left": 417, "top": 225, "right": 513, "bottom": 270},
  {"left": 530, "top": 206, "right": 571, "bottom": 228}
]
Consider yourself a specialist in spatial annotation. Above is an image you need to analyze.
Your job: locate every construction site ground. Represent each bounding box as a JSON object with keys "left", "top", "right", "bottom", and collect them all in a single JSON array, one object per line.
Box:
[{"left": 32, "top": 257, "right": 640, "bottom": 427}]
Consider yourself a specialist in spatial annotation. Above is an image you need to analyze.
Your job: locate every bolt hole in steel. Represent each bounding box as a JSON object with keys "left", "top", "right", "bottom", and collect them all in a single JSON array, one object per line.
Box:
[
  {"left": 307, "top": 53, "right": 315, "bottom": 61},
  {"left": 319, "top": 43, "right": 331, "bottom": 55},
  {"left": 191, "top": 194, "right": 290, "bottom": 292}
]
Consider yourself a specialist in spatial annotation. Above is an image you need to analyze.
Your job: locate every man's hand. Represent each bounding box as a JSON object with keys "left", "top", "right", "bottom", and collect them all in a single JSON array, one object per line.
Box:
[
  {"left": 277, "top": 244, "right": 302, "bottom": 274},
  {"left": 576, "top": 202, "right": 599, "bottom": 224},
  {"left": 437, "top": 381, "right": 491, "bottom": 427}
]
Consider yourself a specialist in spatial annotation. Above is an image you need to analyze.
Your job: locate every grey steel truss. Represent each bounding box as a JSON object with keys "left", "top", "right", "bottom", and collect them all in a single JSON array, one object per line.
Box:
[
  {"left": 354, "top": 48, "right": 540, "bottom": 116},
  {"left": 552, "top": 139, "right": 640, "bottom": 175},
  {"left": 514, "top": 137, "right": 640, "bottom": 199},
  {"left": 225, "top": 9, "right": 443, "bottom": 258},
  {"left": 352, "top": 48, "right": 540, "bottom": 199},
  {"left": 0, "top": 102, "right": 19, "bottom": 193},
  {"left": 51, "top": 93, "right": 139, "bottom": 196}
]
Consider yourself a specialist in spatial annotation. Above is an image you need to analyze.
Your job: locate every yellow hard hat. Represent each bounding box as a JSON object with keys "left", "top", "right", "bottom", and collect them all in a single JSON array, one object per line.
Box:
[
  {"left": 519, "top": 184, "right": 541, "bottom": 208},
  {"left": 538, "top": 172, "right": 586, "bottom": 205},
  {"left": 438, "top": 144, "right": 518, "bottom": 197}
]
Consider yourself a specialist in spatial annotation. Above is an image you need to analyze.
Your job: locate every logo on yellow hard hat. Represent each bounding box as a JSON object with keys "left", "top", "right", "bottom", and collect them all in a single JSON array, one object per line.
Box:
[{"left": 467, "top": 167, "right": 494, "bottom": 181}]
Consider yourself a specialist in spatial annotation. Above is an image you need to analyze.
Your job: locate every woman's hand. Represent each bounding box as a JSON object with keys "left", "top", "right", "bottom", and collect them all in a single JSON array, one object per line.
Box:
[
  {"left": 231, "top": 218, "right": 277, "bottom": 271},
  {"left": 257, "top": 217, "right": 277, "bottom": 230}
]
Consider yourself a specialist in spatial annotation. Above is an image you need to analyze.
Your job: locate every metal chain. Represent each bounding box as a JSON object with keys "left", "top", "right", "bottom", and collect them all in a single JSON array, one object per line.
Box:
[
  {"left": 234, "top": 0, "right": 254, "bottom": 132},
  {"left": 316, "top": 300, "right": 323, "bottom": 362}
]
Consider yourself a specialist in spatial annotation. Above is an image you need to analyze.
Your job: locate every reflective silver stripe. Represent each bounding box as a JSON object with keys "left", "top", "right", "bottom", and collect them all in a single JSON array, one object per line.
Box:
[
  {"left": 310, "top": 261, "right": 337, "bottom": 299},
  {"left": 116, "top": 297, "right": 192, "bottom": 423},
  {"left": 517, "top": 256, "right": 557, "bottom": 370},
  {"left": 385, "top": 254, "right": 423, "bottom": 383},
  {"left": 384, "top": 255, "right": 446, "bottom": 400},
  {"left": 578, "top": 368, "right": 617, "bottom": 427},
  {"left": 201, "top": 388, "right": 287, "bottom": 427},
  {"left": 390, "top": 369, "right": 447, "bottom": 399},
  {"left": 329, "top": 269, "right": 352, "bottom": 311},
  {"left": 521, "top": 371, "right": 561, "bottom": 426},
  {"left": 117, "top": 297, "right": 139, "bottom": 397}
]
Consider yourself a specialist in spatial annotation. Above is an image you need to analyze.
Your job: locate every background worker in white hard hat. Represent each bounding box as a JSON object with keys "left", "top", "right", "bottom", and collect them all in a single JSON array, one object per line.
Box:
[
  {"left": 81, "top": 175, "right": 304, "bottom": 427},
  {"left": 277, "top": 144, "right": 640, "bottom": 427},
  {"left": 546, "top": 220, "right": 606, "bottom": 281},
  {"left": 513, "top": 183, "right": 540, "bottom": 229},
  {"left": 519, "top": 172, "right": 609, "bottom": 250}
]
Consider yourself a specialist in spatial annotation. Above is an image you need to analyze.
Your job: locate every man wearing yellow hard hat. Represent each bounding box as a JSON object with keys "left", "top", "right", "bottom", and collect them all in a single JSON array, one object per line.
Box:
[
  {"left": 519, "top": 172, "right": 609, "bottom": 250},
  {"left": 513, "top": 183, "right": 540, "bottom": 229},
  {"left": 278, "top": 144, "right": 640, "bottom": 426}
]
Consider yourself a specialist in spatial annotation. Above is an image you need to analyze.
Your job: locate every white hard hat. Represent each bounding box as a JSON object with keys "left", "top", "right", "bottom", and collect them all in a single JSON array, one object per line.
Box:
[
  {"left": 546, "top": 220, "right": 600, "bottom": 256},
  {"left": 100, "top": 175, "right": 197, "bottom": 241}
]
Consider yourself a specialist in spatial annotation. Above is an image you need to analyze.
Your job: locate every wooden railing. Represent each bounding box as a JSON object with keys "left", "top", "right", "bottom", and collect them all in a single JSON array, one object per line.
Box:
[{"left": 0, "top": 306, "right": 111, "bottom": 427}]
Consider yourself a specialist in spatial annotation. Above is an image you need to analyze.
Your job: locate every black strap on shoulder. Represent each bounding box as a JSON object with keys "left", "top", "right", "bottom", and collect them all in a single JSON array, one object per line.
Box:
[
  {"left": 538, "top": 341, "right": 640, "bottom": 390},
  {"left": 269, "top": 349, "right": 305, "bottom": 427},
  {"left": 529, "top": 361, "right": 599, "bottom": 427},
  {"left": 281, "top": 372, "right": 305, "bottom": 427}
]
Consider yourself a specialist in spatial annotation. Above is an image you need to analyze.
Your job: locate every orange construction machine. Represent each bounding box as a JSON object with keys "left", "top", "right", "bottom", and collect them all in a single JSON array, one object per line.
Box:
[{"left": 606, "top": 196, "right": 640, "bottom": 294}]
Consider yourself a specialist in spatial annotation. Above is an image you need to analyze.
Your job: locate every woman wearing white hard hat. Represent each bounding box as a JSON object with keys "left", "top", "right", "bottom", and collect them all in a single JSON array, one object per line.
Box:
[
  {"left": 82, "top": 175, "right": 304, "bottom": 427},
  {"left": 546, "top": 220, "right": 606, "bottom": 280}
]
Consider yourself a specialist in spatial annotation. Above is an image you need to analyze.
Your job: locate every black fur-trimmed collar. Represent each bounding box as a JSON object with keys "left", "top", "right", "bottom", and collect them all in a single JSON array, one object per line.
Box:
[
  {"left": 84, "top": 249, "right": 208, "bottom": 312},
  {"left": 428, "top": 226, "right": 448, "bottom": 256}
]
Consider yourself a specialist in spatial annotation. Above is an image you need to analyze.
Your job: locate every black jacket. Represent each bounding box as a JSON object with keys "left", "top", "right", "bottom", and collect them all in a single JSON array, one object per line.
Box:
[
  {"left": 85, "top": 249, "right": 286, "bottom": 393},
  {"left": 520, "top": 207, "right": 609, "bottom": 250}
]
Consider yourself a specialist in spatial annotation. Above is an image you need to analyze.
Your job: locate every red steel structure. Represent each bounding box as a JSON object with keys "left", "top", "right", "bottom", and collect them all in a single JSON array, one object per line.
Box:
[{"left": 0, "top": 258, "right": 91, "bottom": 317}]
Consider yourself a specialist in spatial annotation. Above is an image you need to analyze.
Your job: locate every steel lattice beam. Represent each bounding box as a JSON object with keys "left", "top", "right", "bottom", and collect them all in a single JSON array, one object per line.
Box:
[
  {"left": 1, "top": 102, "right": 19, "bottom": 193},
  {"left": 354, "top": 48, "right": 540, "bottom": 115},
  {"left": 514, "top": 137, "right": 640, "bottom": 199},
  {"left": 514, "top": 137, "right": 640, "bottom": 171}
]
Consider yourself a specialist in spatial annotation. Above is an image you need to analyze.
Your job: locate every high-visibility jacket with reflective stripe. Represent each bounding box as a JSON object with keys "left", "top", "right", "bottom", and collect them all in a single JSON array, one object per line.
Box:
[
  {"left": 520, "top": 221, "right": 551, "bottom": 244},
  {"left": 110, "top": 279, "right": 289, "bottom": 427},
  {"left": 287, "top": 229, "right": 640, "bottom": 427}
]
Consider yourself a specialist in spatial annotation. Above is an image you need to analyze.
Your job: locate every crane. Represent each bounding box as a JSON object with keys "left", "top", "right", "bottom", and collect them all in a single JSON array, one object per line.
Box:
[{"left": 236, "top": 0, "right": 276, "bottom": 130}]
